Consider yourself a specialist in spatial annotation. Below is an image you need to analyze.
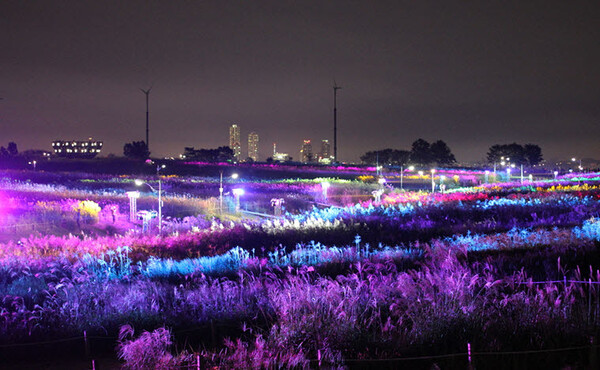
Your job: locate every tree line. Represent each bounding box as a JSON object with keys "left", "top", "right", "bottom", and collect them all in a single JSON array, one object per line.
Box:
[
  {"left": 486, "top": 143, "right": 543, "bottom": 166},
  {"left": 360, "top": 139, "right": 456, "bottom": 167},
  {"left": 361, "top": 140, "right": 543, "bottom": 167}
]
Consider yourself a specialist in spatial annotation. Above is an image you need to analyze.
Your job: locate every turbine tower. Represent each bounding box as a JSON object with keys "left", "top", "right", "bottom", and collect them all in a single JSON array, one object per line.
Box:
[
  {"left": 140, "top": 87, "right": 152, "bottom": 151},
  {"left": 333, "top": 81, "right": 342, "bottom": 163}
]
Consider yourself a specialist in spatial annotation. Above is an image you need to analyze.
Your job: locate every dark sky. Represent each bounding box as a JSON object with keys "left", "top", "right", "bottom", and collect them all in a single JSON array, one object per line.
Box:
[{"left": 1, "top": 0, "right": 599, "bottom": 163}]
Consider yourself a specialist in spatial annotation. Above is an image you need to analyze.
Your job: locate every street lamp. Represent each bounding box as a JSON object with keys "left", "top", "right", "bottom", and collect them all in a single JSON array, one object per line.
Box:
[
  {"left": 400, "top": 165, "right": 414, "bottom": 191},
  {"left": 135, "top": 164, "right": 165, "bottom": 233},
  {"left": 219, "top": 171, "right": 239, "bottom": 214},
  {"left": 430, "top": 169, "right": 436, "bottom": 193},
  {"left": 484, "top": 170, "right": 489, "bottom": 184},
  {"left": 126, "top": 191, "right": 140, "bottom": 222},
  {"left": 506, "top": 168, "right": 511, "bottom": 181},
  {"left": 232, "top": 188, "right": 244, "bottom": 212},
  {"left": 28, "top": 160, "right": 37, "bottom": 171},
  {"left": 554, "top": 170, "right": 558, "bottom": 180},
  {"left": 520, "top": 164, "right": 524, "bottom": 184},
  {"left": 135, "top": 179, "right": 162, "bottom": 232},
  {"left": 572, "top": 157, "right": 582, "bottom": 171},
  {"left": 321, "top": 181, "right": 330, "bottom": 200}
]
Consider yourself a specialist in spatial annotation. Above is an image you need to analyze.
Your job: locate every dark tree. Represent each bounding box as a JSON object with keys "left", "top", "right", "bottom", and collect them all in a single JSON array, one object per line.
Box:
[
  {"left": 183, "top": 146, "right": 234, "bottom": 162},
  {"left": 389, "top": 149, "right": 410, "bottom": 166},
  {"left": 0, "top": 147, "right": 8, "bottom": 158},
  {"left": 7, "top": 142, "right": 18, "bottom": 157},
  {"left": 216, "top": 146, "right": 234, "bottom": 162},
  {"left": 486, "top": 143, "right": 533, "bottom": 166},
  {"left": 523, "top": 144, "right": 543, "bottom": 166},
  {"left": 430, "top": 140, "right": 456, "bottom": 166},
  {"left": 360, "top": 149, "right": 409, "bottom": 166},
  {"left": 410, "top": 139, "right": 432, "bottom": 166},
  {"left": 360, "top": 150, "right": 379, "bottom": 165},
  {"left": 123, "top": 141, "right": 150, "bottom": 159}
]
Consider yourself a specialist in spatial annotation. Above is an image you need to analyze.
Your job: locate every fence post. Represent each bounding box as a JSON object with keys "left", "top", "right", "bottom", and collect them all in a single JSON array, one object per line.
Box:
[
  {"left": 211, "top": 319, "right": 216, "bottom": 348},
  {"left": 590, "top": 336, "right": 598, "bottom": 369},
  {"left": 467, "top": 342, "right": 473, "bottom": 369},
  {"left": 84, "top": 330, "right": 90, "bottom": 358},
  {"left": 589, "top": 279, "right": 593, "bottom": 324}
]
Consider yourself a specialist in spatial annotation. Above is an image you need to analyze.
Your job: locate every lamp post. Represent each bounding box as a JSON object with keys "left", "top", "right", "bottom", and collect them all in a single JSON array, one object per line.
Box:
[
  {"left": 219, "top": 171, "right": 239, "bottom": 214},
  {"left": 506, "top": 168, "right": 511, "bottom": 182},
  {"left": 321, "top": 181, "right": 330, "bottom": 201},
  {"left": 401, "top": 165, "right": 414, "bottom": 191},
  {"left": 430, "top": 169, "right": 436, "bottom": 193},
  {"left": 28, "top": 160, "right": 37, "bottom": 171},
  {"left": 378, "top": 176, "right": 386, "bottom": 188},
  {"left": 126, "top": 191, "right": 140, "bottom": 222},
  {"left": 554, "top": 171, "right": 558, "bottom": 180},
  {"left": 232, "top": 188, "right": 244, "bottom": 212},
  {"left": 520, "top": 164, "right": 524, "bottom": 184},
  {"left": 135, "top": 164, "right": 165, "bottom": 233},
  {"left": 572, "top": 157, "right": 582, "bottom": 171}
]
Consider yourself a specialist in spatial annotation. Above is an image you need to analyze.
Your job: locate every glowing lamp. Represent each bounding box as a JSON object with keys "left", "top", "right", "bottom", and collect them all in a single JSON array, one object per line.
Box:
[
  {"left": 126, "top": 191, "right": 140, "bottom": 199},
  {"left": 232, "top": 188, "right": 245, "bottom": 197}
]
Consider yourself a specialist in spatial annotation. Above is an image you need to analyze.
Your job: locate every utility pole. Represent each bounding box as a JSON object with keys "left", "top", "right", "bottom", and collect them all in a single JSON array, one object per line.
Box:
[
  {"left": 333, "top": 81, "right": 341, "bottom": 163},
  {"left": 140, "top": 87, "right": 152, "bottom": 151}
]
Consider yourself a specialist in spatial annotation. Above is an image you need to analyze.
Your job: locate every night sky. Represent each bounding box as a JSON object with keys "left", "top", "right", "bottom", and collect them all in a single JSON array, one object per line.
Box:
[{"left": 1, "top": 1, "right": 599, "bottom": 163}]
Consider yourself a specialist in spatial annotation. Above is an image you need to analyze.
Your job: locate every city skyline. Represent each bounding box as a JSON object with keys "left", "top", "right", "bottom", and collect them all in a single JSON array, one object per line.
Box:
[{"left": 1, "top": 1, "right": 599, "bottom": 162}]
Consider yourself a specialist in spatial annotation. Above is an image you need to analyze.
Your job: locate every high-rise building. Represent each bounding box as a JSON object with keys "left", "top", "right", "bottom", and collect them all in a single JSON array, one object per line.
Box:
[
  {"left": 300, "top": 139, "right": 313, "bottom": 163},
  {"left": 229, "top": 124, "right": 241, "bottom": 162},
  {"left": 319, "top": 139, "right": 331, "bottom": 163},
  {"left": 52, "top": 138, "right": 103, "bottom": 159},
  {"left": 248, "top": 132, "right": 259, "bottom": 162}
]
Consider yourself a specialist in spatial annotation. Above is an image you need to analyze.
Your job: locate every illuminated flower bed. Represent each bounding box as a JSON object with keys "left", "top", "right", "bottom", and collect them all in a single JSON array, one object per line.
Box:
[{"left": 1, "top": 170, "right": 600, "bottom": 366}]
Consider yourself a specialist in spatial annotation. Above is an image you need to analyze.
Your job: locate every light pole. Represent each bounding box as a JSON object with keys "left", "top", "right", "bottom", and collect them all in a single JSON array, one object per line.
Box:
[
  {"left": 232, "top": 188, "right": 244, "bottom": 212},
  {"left": 554, "top": 170, "right": 558, "bottom": 180},
  {"left": 430, "top": 169, "right": 436, "bottom": 193},
  {"left": 506, "top": 168, "right": 511, "bottom": 182},
  {"left": 126, "top": 191, "right": 140, "bottom": 222},
  {"left": 520, "top": 164, "right": 524, "bottom": 184},
  {"left": 321, "top": 181, "right": 330, "bottom": 201},
  {"left": 572, "top": 157, "right": 582, "bottom": 171},
  {"left": 400, "top": 165, "right": 414, "bottom": 191},
  {"left": 28, "top": 160, "right": 37, "bottom": 171},
  {"left": 440, "top": 175, "right": 446, "bottom": 193},
  {"left": 484, "top": 170, "right": 489, "bottom": 184},
  {"left": 135, "top": 164, "right": 165, "bottom": 233},
  {"left": 219, "top": 171, "right": 239, "bottom": 214}
]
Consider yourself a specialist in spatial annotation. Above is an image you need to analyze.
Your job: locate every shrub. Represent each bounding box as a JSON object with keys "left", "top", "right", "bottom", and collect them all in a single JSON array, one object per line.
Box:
[{"left": 117, "top": 325, "right": 192, "bottom": 369}]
